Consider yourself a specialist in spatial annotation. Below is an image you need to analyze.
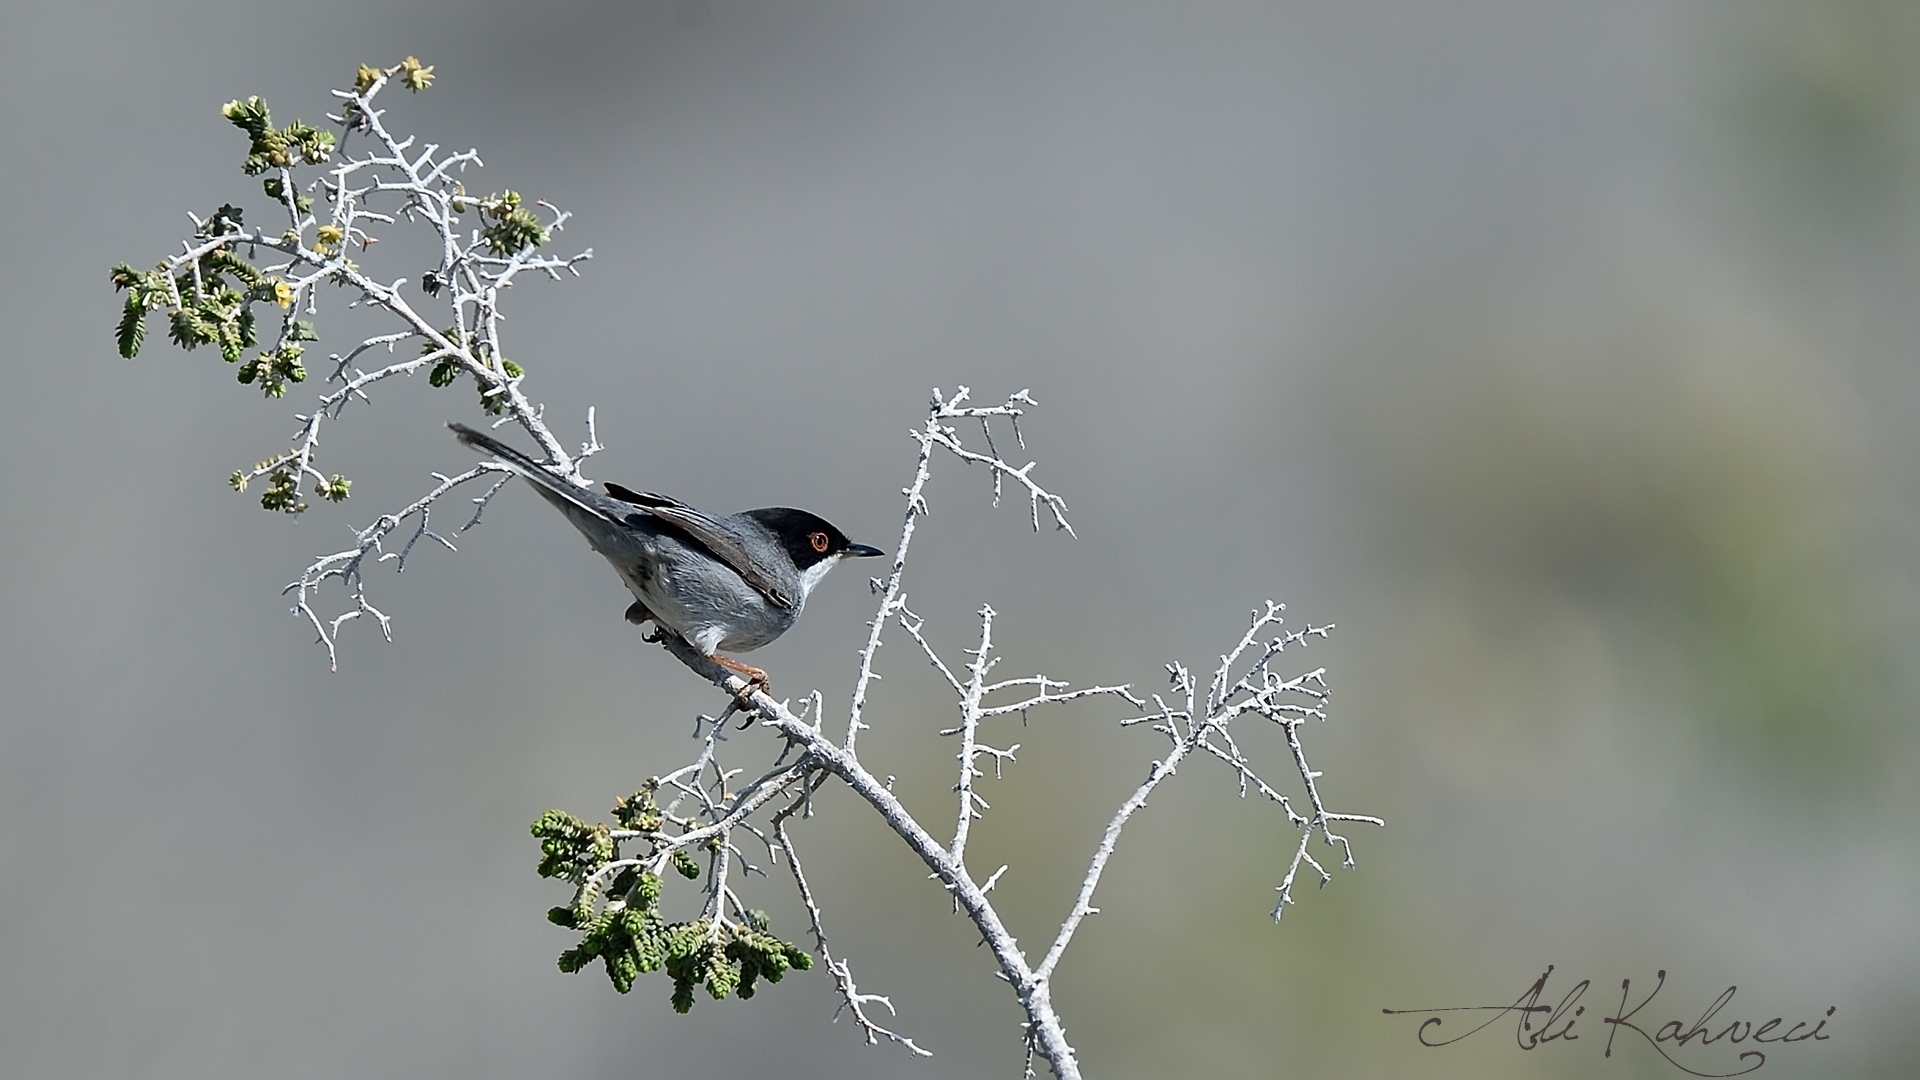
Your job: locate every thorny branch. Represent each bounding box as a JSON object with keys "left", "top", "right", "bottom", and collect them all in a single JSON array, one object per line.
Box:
[
  {"left": 143, "top": 65, "right": 1377, "bottom": 1080},
  {"left": 636, "top": 389, "right": 1380, "bottom": 1079},
  {"left": 773, "top": 783, "right": 932, "bottom": 1057},
  {"left": 283, "top": 462, "right": 510, "bottom": 668},
  {"left": 137, "top": 64, "right": 591, "bottom": 667}
]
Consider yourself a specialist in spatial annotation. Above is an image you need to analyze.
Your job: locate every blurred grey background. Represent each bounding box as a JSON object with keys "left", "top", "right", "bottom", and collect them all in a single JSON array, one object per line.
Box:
[{"left": 2, "top": 1, "right": 1916, "bottom": 1077}]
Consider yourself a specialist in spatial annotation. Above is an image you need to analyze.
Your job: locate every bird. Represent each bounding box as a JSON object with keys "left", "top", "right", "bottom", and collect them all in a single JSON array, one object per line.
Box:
[{"left": 450, "top": 422, "right": 884, "bottom": 693}]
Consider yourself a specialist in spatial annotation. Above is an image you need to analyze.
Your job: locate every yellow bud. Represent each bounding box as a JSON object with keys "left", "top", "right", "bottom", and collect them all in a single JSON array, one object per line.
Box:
[{"left": 400, "top": 56, "right": 435, "bottom": 92}]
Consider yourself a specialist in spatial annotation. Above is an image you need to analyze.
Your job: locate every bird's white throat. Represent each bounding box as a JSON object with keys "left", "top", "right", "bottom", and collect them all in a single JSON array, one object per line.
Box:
[{"left": 795, "top": 553, "right": 846, "bottom": 602}]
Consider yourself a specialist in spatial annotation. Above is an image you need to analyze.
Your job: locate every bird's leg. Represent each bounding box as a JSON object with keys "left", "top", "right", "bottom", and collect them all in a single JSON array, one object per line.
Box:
[
  {"left": 625, "top": 601, "right": 674, "bottom": 643},
  {"left": 710, "top": 654, "right": 772, "bottom": 700}
]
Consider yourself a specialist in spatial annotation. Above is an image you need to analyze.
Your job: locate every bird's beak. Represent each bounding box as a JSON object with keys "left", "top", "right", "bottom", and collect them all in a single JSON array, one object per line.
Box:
[{"left": 845, "top": 543, "right": 886, "bottom": 558}]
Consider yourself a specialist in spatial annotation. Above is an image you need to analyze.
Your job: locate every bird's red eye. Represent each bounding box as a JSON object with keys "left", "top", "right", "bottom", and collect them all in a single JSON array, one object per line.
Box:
[{"left": 810, "top": 531, "right": 830, "bottom": 553}]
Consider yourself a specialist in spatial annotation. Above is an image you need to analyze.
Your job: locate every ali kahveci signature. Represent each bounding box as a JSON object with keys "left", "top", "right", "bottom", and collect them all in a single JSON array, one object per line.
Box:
[{"left": 1382, "top": 966, "right": 1834, "bottom": 1077}]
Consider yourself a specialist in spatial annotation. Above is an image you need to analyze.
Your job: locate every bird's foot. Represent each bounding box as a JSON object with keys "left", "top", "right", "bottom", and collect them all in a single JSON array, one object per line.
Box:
[
  {"left": 710, "top": 654, "right": 772, "bottom": 701},
  {"left": 626, "top": 602, "right": 674, "bottom": 643}
]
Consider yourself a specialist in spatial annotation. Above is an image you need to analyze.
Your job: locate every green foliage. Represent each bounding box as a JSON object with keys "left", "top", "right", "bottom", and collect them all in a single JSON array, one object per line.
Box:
[
  {"left": 109, "top": 263, "right": 168, "bottom": 359},
  {"left": 422, "top": 328, "right": 523, "bottom": 414},
  {"left": 205, "top": 248, "right": 264, "bottom": 290},
  {"left": 221, "top": 96, "right": 335, "bottom": 175},
  {"left": 726, "top": 916, "right": 813, "bottom": 1002},
  {"left": 613, "top": 787, "right": 665, "bottom": 832},
  {"left": 237, "top": 345, "right": 306, "bottom": 398},
  {"left": 531, "top": 809, "right": 616, "bottom": 883},
  {"left": 222, "top": 454, "right": 347, "bottom": 515},
  {"left": 107, "top": 58, "right": 548, "bottom": 521},
  {"left": 196, "top": 203, "right": 247, "bottom": 238},
  {"left": 258, "top": 469, "right": 305, "bottom": 514},
  {"left": 556, "top": 908, "right": 812, "bottom": 1007},
  {"left": 556, "top": 889, "right": 670, "bottom": 994},
  {"left": 315, "top": 474, "right": 352, "bottom": 503},
  {"left": 111, "top": 230, "right": 277, "bottom": 367},
  {"left": 478, "top": 190, "right": 549, "bottom": 256},
  {"left": 532, "top": 800, "right": 811, "bottom": 1010},
  {"left": 482, "top": 358, "right": 524, "bottom": 415},
  {"left": 262, "top": 176, "right": 313, "bottom": 214},
  {"left": 115, "top": 291, "right": 147, "bottom": 358}
]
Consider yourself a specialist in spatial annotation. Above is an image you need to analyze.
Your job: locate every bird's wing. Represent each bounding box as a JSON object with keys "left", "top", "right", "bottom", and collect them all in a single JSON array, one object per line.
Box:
[
  {"left": 448, "top": 424, "right": 798, "bottom": 611},
  {"left": 601, "top": 480, "right": 796, "bottom": 609},
  {"left": 636, "top": 503, "right": 798, "bottom": 611},
  {"left": 603, "top": 481, "right": 794, "bottom": 607},
  {"left": 603, "top": 482, "right": 686, "bottom": 510}
]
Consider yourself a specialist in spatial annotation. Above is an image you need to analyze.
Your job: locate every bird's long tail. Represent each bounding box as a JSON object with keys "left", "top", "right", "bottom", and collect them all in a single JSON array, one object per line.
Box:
[{"left": 448, "top": 422, "right": 617, "bottom": 522}]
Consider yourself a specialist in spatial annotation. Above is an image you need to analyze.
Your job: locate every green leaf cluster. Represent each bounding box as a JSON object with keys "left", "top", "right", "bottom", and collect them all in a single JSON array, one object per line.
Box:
[
  {"left": 670, "top": 848, "right": 701, "bottom": 879},
  {"left": 532, "top": 802, "right": 811, "bottom": 1009},
  {"left": 554, "top": 877, "right": 670, "bottom": 995},
  {"left": 423, "top": 327, "right": 525, "bottom": 415},
  {"left": 106, "top": 64, "right": 444, "bottom": 520},
  {"left": 314, "top": 474, "right": 352, "bottom": 503},
  {"left": 111, "top": 235, "right": 278, "bottom": 363},
  {"left": 531, "top": 809, "right": 616, "bottom": 884},
  {"left": 238, "top": 345, "right": 305, "bottom": 397},
  {"left": 196, "top": 204, "right": 248, "bottom": 239},
  {"left": 553, "top": 900, "right": 812, "bottom": 1007},
  {"left": 227, "top": 452, "right": 347, "bottom": 514},
  {"left": 663, "top": 916, "right": 812, "bottom": 1011},
  {"left": 221, "top": 96, "right": 336, "bottom": 175},
  {"left": 261, "top": 176, "right": 313, "bottom": 214},
  {"left": 466, "top": 189, "right": 548, "bottom": 256},
  {"left": 110, "top": 264, "right": 162, "bottom": 359},
  {"left": 612, "top": 788, "right": 665, "bottom": 832},
  {"left": 258, "top": 468, "right": 305, "bottom": 514}
]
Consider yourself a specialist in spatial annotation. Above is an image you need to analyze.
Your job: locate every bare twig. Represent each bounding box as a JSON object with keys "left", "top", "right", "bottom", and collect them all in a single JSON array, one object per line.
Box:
[
  {"left": 143, "top": 65, "right": 1377, "bottom": 1080},
  {"left": 145, "top": 64, "right": 590, "bottom": 662},
  {"left": 643, "top": 395, "right": 1377, "bottom": 1080}
]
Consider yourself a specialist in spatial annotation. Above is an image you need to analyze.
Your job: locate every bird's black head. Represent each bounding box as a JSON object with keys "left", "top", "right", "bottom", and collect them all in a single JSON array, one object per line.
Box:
[{"left": 742, "top": 507, "right": 885, "bottom": 572}]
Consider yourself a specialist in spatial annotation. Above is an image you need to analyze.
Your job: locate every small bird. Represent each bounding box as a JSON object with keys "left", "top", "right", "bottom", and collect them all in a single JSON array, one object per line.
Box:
[{"left": 450, "top": 422, "right": 884, "bottom": 692}]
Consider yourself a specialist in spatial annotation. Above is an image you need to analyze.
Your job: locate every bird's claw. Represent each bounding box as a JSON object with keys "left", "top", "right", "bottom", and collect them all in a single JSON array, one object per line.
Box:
[
  {"left": 710, "top": 654, "right": 772, "bottom": 702},
  {"left": 733, "top": 671, "right": 773, "bottom": 703}
]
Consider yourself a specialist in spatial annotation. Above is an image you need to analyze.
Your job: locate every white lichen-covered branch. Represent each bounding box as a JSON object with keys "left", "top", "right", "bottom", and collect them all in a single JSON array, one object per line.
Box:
[
  {"left": 127, "top": 62, "right": 1378, "bottom": 1080},
  {"left": 121, "top": 61, "right": 591, "bottom": 667},
  {"left": 643, "top": 389, "right": 1379, "bottom": 1079}
]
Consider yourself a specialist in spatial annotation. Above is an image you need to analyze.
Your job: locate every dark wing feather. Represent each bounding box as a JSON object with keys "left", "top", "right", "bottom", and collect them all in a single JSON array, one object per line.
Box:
[
  {"left": 452, "top": 423, "right": 796, "bottom": 610},
  {"left": 604, "top": 482, "right": 685, "bottom": 509},
  {"left": 642, "top": 503, "right": 798, "bottom": 611},
  {"left": 603, "top": 481, "right": 797, "bottom": 609}
]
